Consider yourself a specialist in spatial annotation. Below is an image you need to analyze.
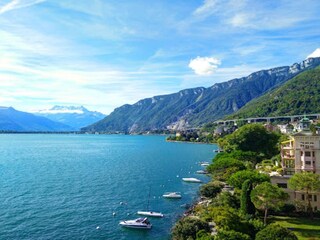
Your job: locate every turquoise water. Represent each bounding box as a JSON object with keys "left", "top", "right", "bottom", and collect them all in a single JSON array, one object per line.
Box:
[{"left": 0, "top": 134, "right": 216, "bottom": 240}]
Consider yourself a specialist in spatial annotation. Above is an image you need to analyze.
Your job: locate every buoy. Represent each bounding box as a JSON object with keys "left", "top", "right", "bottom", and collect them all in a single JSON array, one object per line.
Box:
[
  {"left": 96, "top": 226, "right": 100, "bottom": 230},
  {"left": 112, "top": 212, "right": 116, "bottom": 216}
]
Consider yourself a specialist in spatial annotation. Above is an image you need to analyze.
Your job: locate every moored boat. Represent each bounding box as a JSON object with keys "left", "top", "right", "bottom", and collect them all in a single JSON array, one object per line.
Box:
[
  {"left": 196, "top": 170, "right": 208, "bottom": 174},
  {"left": 182, "top": 177, "right": 202, "bottom": 183},
  {"left": 200, "top": 161, "right": 210, "bottom": 166},
  {"left": 119, "top": 217, "right": 152, "bottom": 229},
  {"left": 137, "top": 211, "right": 164, "bottom": 217},
  {"left": 162, "top": 192, "right": 182, "bottom": 199}
]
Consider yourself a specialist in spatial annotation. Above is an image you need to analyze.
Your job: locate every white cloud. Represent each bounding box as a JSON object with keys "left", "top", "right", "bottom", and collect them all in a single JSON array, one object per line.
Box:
[
  {"left": 193, "top": 0, "right": 218, "bottom": 17},
  {"left": 0, "top": 0, "right": 45, "bottom": 14},
  {"left": 188, "top": 56, "right": 221, "bottom": 76},
  {"left": 306, "top": 48, "right": 320, "bottom": 59},
  {"left": 229, "top": 13, "right": 253, "bottom": 28}
]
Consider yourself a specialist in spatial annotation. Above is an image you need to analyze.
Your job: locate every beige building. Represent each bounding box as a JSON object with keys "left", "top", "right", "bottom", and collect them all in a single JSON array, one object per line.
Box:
[{"left": 271, "top": 117, "right": 320, "bottom": 211}]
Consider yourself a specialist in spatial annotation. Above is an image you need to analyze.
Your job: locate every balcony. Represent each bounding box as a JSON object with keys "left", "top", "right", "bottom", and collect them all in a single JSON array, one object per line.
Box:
[
  {"left": 301, "top": 165, "right": 315, "bottom": 171},
  {"left": 281, "top": 154, "right": 295, "bottom": 159}
]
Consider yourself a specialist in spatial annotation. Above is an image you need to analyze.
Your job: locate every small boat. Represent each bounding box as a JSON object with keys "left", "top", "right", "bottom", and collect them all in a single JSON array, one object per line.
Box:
[
  {"left": 137, "top": 187, "right": 164, "bottom": 217},
  {"left": 119, "top": 217, "right": 152, "bottom": 229},
  {"left": 162, "top": 192, "right": 182, "bottom": 199},
  {"left": 137, "top": 211, "right": 164, "bottom": 218},
  {"left": 200, "top": 161, "right": 210, "bottom": 167},
  {"left": 182, "top": 177, "right": 202, "bottom": 183},
  {"left": 196, "top": 170, "right": 208, "bottom": 174}
]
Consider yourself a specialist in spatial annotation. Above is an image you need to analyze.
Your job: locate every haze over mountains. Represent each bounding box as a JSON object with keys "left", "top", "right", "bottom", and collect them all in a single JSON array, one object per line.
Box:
[
  {"left": 82, "top": 57, "right": 320, "bottom": 133},
  {"left": 0, "top": 106, "right": 105, "bottom": 132},
  {"left": 35, "top": 106, "right": 106, "bottom": 130},
  {"left": 0, "top": 107, "right": 73, "bottom": 132}
]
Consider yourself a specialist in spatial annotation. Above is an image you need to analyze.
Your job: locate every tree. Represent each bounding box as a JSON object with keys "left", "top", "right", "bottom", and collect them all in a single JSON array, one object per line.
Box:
[
  {"left": 214, "top": 230, "right": 251, "bottom": 240},
  {"left": 255, "top": 223, "right": 298, "bottom": 240},
  {"left": 196, "top": 230, "right": 215, "bottom": 240},
  {"left": 172, "top": 217, "right": 209, "bottom": 240},
  {"left": 251, "top": 182, "right": 288, "bottom": 225},
  {"left": 208, "top": 206, "right": 243, "bottom": 232},
  {"left": 200, "top": 181, "right": 223, "bottom": 198},
  {"left": 207, "top": 157, "right": 246, "bottom": 181},
  {"left": 211, "top": 191, "right": 239, "bottom": 209},
  {"left": 218, "top": 124, "right": 280, "bottom": 159},
  {"left": 227, "top": 170, "right": 270, "bottom": 189},
  {"left": 240, "top": 179, "right": 255, "bottom": 216},
  {"left": 288, "top": 172, "right": 320, "bottom": 218}
]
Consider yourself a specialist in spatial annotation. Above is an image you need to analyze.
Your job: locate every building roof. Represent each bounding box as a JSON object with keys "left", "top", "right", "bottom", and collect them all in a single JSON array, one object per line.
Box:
[{"left": 293, "top": 130, "right": 314, "bottom": 136}]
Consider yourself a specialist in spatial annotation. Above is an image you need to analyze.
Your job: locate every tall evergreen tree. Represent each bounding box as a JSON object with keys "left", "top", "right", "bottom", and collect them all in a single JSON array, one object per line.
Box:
[{"left": 240, "top": 179, "right": 255, "bottom": 216}]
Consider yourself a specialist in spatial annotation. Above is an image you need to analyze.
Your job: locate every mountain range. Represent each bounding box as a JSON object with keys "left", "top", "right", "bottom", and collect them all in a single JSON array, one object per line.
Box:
[
  {"left": 0, "top": 107, "right": 73, "bottom": 132},
  {"left": 82, "top": 57, "right": 320, "bottom": 133},
  {"left": 35, "top": 106, "right": 106, "bottom": 130}
]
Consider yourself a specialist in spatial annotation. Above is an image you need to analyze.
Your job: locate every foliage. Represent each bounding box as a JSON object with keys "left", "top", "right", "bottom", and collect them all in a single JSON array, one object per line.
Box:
[
  {"left": 227, "top": 170, "right": 270, "bottom": 189},
  {"left": 200, "top": 181, "right": 223, "bottom": 198},
  {"left": 240, "top": 179, "right": 256, "bottom": 216},
  {"left": 207, "top": 157, "right": 246, "bottom": 181},
  {"left": 207, "top": 206, "right": 242, "bottom": 231},
  {"left": 211, "top": 191, "right": 240, "bottom": 209},
  {"left": 255, "top": 223, "right": 298, "bottom": 240},
  {"left": 218, "top": 124, "right": 280, "bottom": 159},
  {"left": 196, "top": 230, "right": 215, "bottom": 240},
  {"left": 172, "top": 217, "right": 209, "bottom": 240},
  {"left": 251, "top": 182, "right": 289, "bottom": 225},
  {"left": 214, "top": 230, "right": 251, "bottom": 240},
  {"left": 288, "top": 172, "right": 320, "bottom": 218},
  {"left": 229, "top": 66, "right": 320, "bottom": 120}
]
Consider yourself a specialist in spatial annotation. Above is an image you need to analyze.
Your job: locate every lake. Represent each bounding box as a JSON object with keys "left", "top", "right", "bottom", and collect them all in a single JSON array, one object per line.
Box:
[{"left": 0, "top": 134, "right": 216, "bottom": 239}]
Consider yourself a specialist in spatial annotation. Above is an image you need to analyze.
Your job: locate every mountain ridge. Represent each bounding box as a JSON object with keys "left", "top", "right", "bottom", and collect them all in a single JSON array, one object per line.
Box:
[
  {"left": 226, "top": 65, "right": 320, "bottom": 119},
  {"left": 82, "top": 57, "right": 320, "bottom": 133}
]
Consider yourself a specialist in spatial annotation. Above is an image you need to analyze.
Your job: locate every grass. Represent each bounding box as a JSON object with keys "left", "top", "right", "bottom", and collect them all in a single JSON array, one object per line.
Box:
[{"left": 271, "top": 216, "right": 320, "bottom": 240}]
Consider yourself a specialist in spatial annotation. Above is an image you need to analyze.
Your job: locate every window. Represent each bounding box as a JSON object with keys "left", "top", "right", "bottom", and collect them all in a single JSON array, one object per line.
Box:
[
  {"left": 277, "top": 183, "right": 287, "bottom": 189},
  {"left": 305, "top": 161, "right": 311, "bottom": 165},
  {"left": 302, "top": 194, "right": 305, "bottom": 200},
  {"left": 314, "top": 195, "right": 318, "bottom": 202},
  {"left": 305, "top": 151, "right": 311, "bottom": 157},
  {"left": 308, "top": 195, "right": 312, "bottom": 200},
  {"left": 315, "top": 206, "right": 318, "bottom": 211}
]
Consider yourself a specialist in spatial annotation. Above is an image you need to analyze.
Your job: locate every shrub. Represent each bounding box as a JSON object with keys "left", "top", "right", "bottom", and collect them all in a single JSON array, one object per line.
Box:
[
  {"left": 255, "top": 223, "right": 298, "bottom": 240},
  {"left": 200, "top": 181, "right": 223, "bottom": 198},
  {"left": 214, "top": 230, "right": 251, "bottom": 240},
  {"left": 172, "top": 217, "right": 209, "bottom": 240}
]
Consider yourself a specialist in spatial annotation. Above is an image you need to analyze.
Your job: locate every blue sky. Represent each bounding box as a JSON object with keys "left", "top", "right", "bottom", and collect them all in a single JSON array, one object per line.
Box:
[{"left": 0, "top": 0, "right": 320, "bottom": 114}]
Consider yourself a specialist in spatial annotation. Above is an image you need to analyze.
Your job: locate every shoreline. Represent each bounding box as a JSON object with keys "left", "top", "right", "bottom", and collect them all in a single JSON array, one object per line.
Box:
[{"left": 166, "top": 139, "right": 216, "bottom": 145}]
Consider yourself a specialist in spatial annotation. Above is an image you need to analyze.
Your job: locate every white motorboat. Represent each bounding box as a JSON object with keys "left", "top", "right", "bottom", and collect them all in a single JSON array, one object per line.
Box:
[
  {"left": 196, "top": 170, "right": 208, "bottom": 174},
  {"left": 137, "top": 211, "right": 164, "bottom": 217},
  {"left": 182, "top": 177, "right": 202, "bottom": 183},
  {"left": 119, "top": 217, "right": 152, "bottom": 229},
  {"left": 200, "top": 161, "right": 210, "bottom": 167},
  {"left": 162, "top": 192, "right": 182, "bottom": 199}
]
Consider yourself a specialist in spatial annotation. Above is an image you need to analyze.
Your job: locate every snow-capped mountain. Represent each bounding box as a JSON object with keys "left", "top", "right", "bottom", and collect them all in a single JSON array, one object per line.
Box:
[{"left": 35, "top": 106, "right": 106, "bottom": 130}]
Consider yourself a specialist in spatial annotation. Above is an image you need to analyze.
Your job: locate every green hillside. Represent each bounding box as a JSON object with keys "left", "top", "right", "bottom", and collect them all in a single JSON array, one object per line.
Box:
[{"left": 228, "top": 66, "right": 320, "bottom": 119}]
